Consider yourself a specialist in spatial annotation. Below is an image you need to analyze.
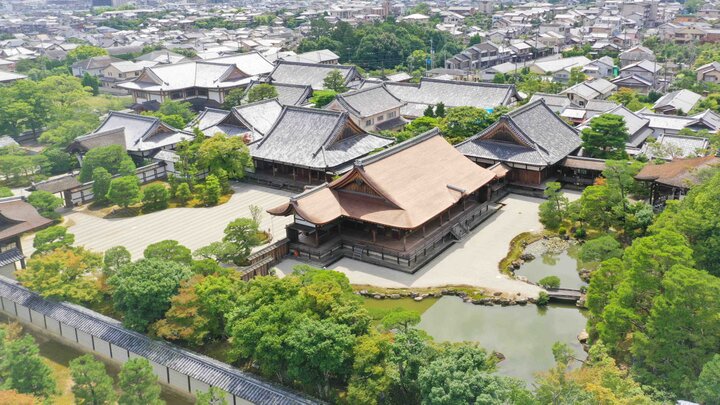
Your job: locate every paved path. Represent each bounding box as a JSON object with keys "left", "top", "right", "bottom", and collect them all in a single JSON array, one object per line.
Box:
[
  {"left": 25, "top": 183, "right": 294, "bottom": 259},
  {"left": 275, "top": 194, "right": 544, "bottom": 298}
]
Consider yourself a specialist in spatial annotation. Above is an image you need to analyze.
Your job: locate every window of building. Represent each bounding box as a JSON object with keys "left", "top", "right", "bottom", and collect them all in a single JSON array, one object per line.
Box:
[
  {"left": 170, "top": 91, "right": 183, "bottom": 100},
  {"left": 377, "top": 115, "right": 384, "bottom": 122},
  {"left": 197, "top": 88, "right": 208, "bottom": 97},
  {"left": 365, "top": 119, "right": 373, "bottom": 126},
  {"left": 388, "top": 111, "right": 396, "bottom": 118},
  {"left": 186, "top": 88, "right": 197, "bottom": 97}
]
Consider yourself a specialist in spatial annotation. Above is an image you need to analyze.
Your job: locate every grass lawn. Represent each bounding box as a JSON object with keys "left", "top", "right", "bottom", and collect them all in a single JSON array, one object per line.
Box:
[
  {"left": 82, "top": 94, "right": 133, "bottom": 113},
  {"left": 362, "top": 297, "right": 439, "bottom": 324}
]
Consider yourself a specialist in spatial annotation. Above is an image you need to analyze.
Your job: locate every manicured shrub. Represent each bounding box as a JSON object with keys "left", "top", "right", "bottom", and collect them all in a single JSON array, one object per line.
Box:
[{"left": 539, "top": 275, "right": 561, "bottom": 289}]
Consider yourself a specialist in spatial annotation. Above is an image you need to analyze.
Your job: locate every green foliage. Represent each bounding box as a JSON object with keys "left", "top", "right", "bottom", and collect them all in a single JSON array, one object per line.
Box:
[
  {"left": 143, "top": 240, "right": 192, "bottom": 265},
  {"left": 247, "top": 84, "right": 278, "bottom": 103},
  {"left": 0, "top": 187, "right": 11, "bottom": 197},
  {"left": 581, "top": 114, "right": 629, "bottom": 159},
  {"left": 69, "top": 354, "right": 116, "bottom": 405},
  {"left": 143, "top": 99, "right": 195, "bottom": 128},
  {"left": 67, "top": 45, "right": 108, "bottom": 64},
  {"left": 632, "top": 265, "right": 720, "bottom": 397},
  {"left": 310, "top": 90, "right": 337, "bottom": 107},
  {"left": 536, "top": 291, "right": 550, "bottom": 306},
  {"left": 202, "top": 175, "right": 222, "bottom": 206},
  {"left": 215, "top": 217, "right": 261, "bottom": 265},
  {"left": 1, "top": 334, "right": 57, "bottom": 398},
  {"left": 32, "top": 225, "right": 75, "bottom": 254},
  {"left": 107, "top": 176, "right": 141, "bottom": 208},
  {"left": 195, "top": 386, "right": 228, "bottom": 405},
  {"left": 141, "top": 183, "right": 170, "bottom": 212},
  {"left": 118, "top": 358, "right": 163, "bottom": 405},
  {"left": 42, "top": 147, "right": 78, "bottom": 175},
  {"left": 539, "top": 182, "right": 569, "bottom": 230},
  {"left": 538, "top": 275, "right": 561, "bottom": 289},
  {"left": 579, "top": 235, "right": 623, "bottom": 263},
  {"left": 197, "top": 134, "right": 253, "bottom": 179},
  {"left": 78, "top": 145, "right": 135, "bottom": 182},
  {"left": 174, "top": 182, "right": 192, "bottom": 205},
  {"left": 380, "top": 309, "right": 420, "bottom": 333},
  {"left": 417, "top": 343, "right": 532, "bottom": 405},
  {"left": 108, "top": 258, "right": 192, "bottom": 331},
  {"left": 92, "top": 167, "right": 112, "bottom": 204},
  {"left": 103, "top": 246, "right": 131, "bottom": 279},
  {"left": 223, "top": 88, "right": 245, "bottom": 109},
  {"left": 17, "top": 247, "right": 102, "bottom": 304},
  {"left": 81, "top": 72, "right": 100, "bottom": 96},
  {"left": 694, "top": 354, "right": 720, "bottom": 404},
  {"left": 225, "top": 266, "right": 370, "bottom": 398},
  {"left": 440, "top": 106, "right": 494, "bottom": 141},
  {"left": 27, "top": 190, "right": 63, "bottom": 220},
  {"left": 323, "top": 70, "right": 348, "bottom": 92}
]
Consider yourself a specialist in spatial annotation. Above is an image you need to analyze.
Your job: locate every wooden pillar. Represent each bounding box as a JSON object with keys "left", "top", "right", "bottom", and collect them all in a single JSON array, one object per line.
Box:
[
  {"left": 308, "top": 170, "right": 312, "bottom": 183},
  {"left": 372, "top": 227, "right": 376, "bottom": 243},
  {"left": 402, "top": 230, "right": 407, "bottom": 251},
  {"left": 292, "top": 167, "right": 296, "bottom": 180},
  {"left": 314, "top": 230, "right": 319, "bottom": 247},
  {"left": 439, "top": 213, "right": 443, "bottom": 226},
  {"left": 422, "top": 224, "right": 426, "bottom": 237}
]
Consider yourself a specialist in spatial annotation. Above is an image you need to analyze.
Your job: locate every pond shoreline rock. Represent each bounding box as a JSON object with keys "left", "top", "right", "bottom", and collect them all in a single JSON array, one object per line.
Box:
[{"left": 355, "top": 288, "right": 543, "bottom": 307}]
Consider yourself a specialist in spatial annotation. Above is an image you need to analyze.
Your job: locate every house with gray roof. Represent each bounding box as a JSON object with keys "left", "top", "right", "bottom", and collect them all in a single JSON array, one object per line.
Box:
[
  {"left": 248, "top": 106, "right": 394, "bottom": 188},
  {"left": 68, "top": 111, "right": 193, "bottom": 159},
  {"left": 370, "top": 78, "right": 521, "bottom": 119},
  {"left": 188, "top": 99, "right": 283, "bottom": 142},
  {"left": 455, "top": 100, "right": 582, "bottom": 185},
  {"left": 560, "top": 78, "right": 617, "bottom": 107},
  {"left": 268, "top": 61, "right": 361, "bottom": 90},
  {"left": 118, "top": 52, "right": 274, "bottom": 109},
  {"left": 612, "top": 60, "right": 662, "bottom": 94},
  {"left": 652, "top": 89, "right": 702, "bottom": 115},
  {"left": 637, "top": 109, "right": 717, "bottom": 137},
  {"left": 71, "top": 55, "right": 123, "bottom": 77},
  {"left": 245, "top": 81, "right": 312, "bottom": 106},
  {"left": 619, "top": 45, "right": 655, "bottom": 67},
  {"left": 325, "top": 85, "right": 407, "bottom": 132},
  {"left": 0, "top": 197, "right": 52, "bottom": 278}
]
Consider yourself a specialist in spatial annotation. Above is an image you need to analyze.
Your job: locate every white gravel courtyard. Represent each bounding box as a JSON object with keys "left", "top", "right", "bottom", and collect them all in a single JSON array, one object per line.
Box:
[
  {"left": 24, "top": 183, "right": 294, "bottom": 259},
  {"left": 275, "top": 194, "right": 546, "bottom": 297}
]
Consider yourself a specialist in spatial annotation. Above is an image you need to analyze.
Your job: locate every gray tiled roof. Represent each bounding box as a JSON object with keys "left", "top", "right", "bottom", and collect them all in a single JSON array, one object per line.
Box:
[
  {"left": 593, "top": 106, "right": 653, "bottom": 148},
  {"left": 691, "top": 109, "right": 720, "bottom": 131},
  {"left": 0, "top": 135, "right": 19, "bottom": 148},
  {"left": 379, "top": 78, "right": 519, "bottom": 114},
  {"left": 653, "top": 89, "right": 702, "bottom": 114},
  {"left": 456, "top": 100, "right": 582, "bottom": 166},
  {"left": 232, "top": 99, "right": 283, "bottom": 139},
  {"left": 0, "top": 276, "right": 317, "bottom": 405},
  {"left": 268, "top": 61, "right": 358, "bottom": 90},
  {"left": 246, "top": 81, "right": 312, "bottom": 106},
  {"left": 333, "top": 85, "right": 404, "bottom": 117},
  {"left": 528, "top": 93, "right": 571, "bottom": 113},
  {"left": 0, "top": 248, "right": 23, "bottom": 267},
  {"left": 640, "top": 134, "right": 710, "bottom": 160},
  {"left": 250, "top": 106, "right": 393, "bottom": 170}
]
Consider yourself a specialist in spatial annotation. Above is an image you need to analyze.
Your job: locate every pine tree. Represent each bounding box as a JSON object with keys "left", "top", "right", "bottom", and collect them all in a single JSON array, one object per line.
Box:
[
  {"left": 118, "top": 358, "right": 163, "bottom": 405},
  {"left": 69, "top": 354, "right": 117, "bottom": 405}
]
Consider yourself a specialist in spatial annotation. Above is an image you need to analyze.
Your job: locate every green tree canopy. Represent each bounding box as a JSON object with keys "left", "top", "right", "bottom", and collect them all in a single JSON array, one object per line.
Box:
[
  {"left": 143, "top": 240, "right": 192, "bottom": 265},
  {"left": 103, "top": 245, "right": 131, "bottom": 279},
  {"left": 78, "top": 145, "right": 135, "bottom": 182},
  {"left": 17, "top": 247, "right": 102, "bottom": 304},
  {"left": 108, "top": 258, "right": 192, "bottom": 331},
  {"left": 197, "top": 134, "right": 253, "bottom": 179},
  {"left": 69, "top": 354, "right": 117, "bottom": 405},
  {"left": 581, "top": 114, "right": 629, "bottom": 159},
  {"left": 32, "top": 225, "right": 75, "bottom": 254},
  {"left": 1, "top": 334, "right": 57, "bottom": 399},
  {"left": 27, "top": 190, "right": 63, "bottom": 220},
  {"left": 118, "top": 358, "right": 163, "bottom": 405},
  {"left": 141, "top": 183, "right": 170, "bottom": 212},
  {"left": 107, "top": 176, "right": 141, "bottom": 209},
  {"left": 92, "top": 167, "right": 112, "bottom": 204},
  {"left": 322, "top": 69, "right": 348, "bottom": 92},
  {"left": 246, "top": 84, "right": 278, "bottom": 103}
]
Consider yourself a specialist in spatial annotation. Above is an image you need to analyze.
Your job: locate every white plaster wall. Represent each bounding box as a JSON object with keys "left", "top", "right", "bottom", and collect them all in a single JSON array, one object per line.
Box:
[
  {"left": 30, "top": 309, "right": 45, "bottom": 328},
  {"left": 94, "top": 337, "right": 112, "bottom": 358},
  {"left": 77, "top": 330, "right": 94, "bottom": 350},
  {"left": 168, "top": 368, "right": 189, "bottom": 391},
  {"left": 111, "top": 344, "right": 129, "bottom": 363},
  {"left": 189, "top": 377, "right": 210, "bottom": 394},
  {"left": 60, "top": 322, "right": 77, "bottom": 342}
]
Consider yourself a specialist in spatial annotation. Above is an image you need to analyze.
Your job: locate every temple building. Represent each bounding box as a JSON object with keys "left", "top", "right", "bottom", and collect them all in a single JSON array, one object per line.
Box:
[
  {"left": 268, "top": 129, "right": 500, "bottom": 272},
  {"left": 188, "top": 99, "right": 284, "bottom": 142},
  {"left": 455, "top": 100, "right": 582, "bottom": 187},
  {"left": 0, "top": 197, "right": 52, "bottom": 278},
  {"left": 68, "top": 111, "right": 193, "bottom": 159},
  {"left": 247, "top": 106, "right": 393, "bottom": 188}
]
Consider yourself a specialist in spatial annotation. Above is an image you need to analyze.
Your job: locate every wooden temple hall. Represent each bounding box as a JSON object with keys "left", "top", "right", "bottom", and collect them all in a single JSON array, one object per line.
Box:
[{"left": 268, "top": 129, "right": 503, "bottom": 272}]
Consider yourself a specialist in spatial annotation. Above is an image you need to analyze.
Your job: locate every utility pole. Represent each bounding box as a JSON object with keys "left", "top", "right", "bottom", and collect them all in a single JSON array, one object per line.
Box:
[{"left": 430, "top": 38, "right": 434, "bottom": 70}]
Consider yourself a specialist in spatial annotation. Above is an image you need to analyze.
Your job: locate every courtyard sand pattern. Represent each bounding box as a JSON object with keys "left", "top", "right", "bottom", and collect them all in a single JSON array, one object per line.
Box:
[
  {"left": 275, "top": 194, "right": 546, "bottom": 297},
  {"left": 24, "top": 183, "right": 294, "bottom": 258}
]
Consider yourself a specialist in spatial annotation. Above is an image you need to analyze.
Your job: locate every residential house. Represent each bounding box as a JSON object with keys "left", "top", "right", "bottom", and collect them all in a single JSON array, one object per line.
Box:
[
  {"left": 325, "top": 85, "right": 407, "bottom": 132},
  {"left": 71, "top": 55, "right": 123, "bottom": 77},
  {"left": 67, "top": 111, "right": 193, "bottom": 159},
  {"left": 247, "top": 106, "right": 394, "bottom": 188},
  {"left": 652, "top": 89, "right": 702, "bottom": 115},
  {"left": 445, "top": 42, "right": 513, "bottom": 71},
  {"left": 695, "top": 61, "right": 720, "bottom": 83},
  {"left": 582, "top": 56, "right": 615, "bottom": 79},
  {"left": 611, "top": 59, "right": 662, "bottom": 93},
  {"left": 561, "top": 78, "right": 617, "bottom": 107},
  {"left": 639, "top": 134, "right": 710, "bottom": 160},
  {"left": 118, "top": 52, "right": 275, "bottom": 109},
  {"left": 280, "top": 49, "right": 340, "bottom": 65},
  {"left": 0, "top": 197, "right": 52, "bottom": 278},
  {"left": 267, "top": 61, "right": 361, "bottom": 90},
  {"left": 618, "top": 45, "right": 655, "bottom": 67},
  {"left": 581, "top": 105, "right": 653, "bottom": 152},
  {"left": 456, "top": 100, "right": 583, "bottom": 186},
  {"left": 135, "top": 50, "right": 188, "bottom": 65},
  {"left": 372, "top": 78, "right": 521, "bottom": 119},
  {"left": 188, "top": 99, "right": 283, "bottom": 142},
  {"left": 529, "top": 56, "right": 592, "bottom": 81},
  {"left": 637, "top": 109, "right": 718, "bottom": 137},
  {"left": 100, "top": 60, "right": 158, "bottom": 93},
  {"left": 0, "top": 71, "right": 26, "bottom": 84},
  {"left": 268, "top": 129, "right": 499, "bottom": 272}
]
